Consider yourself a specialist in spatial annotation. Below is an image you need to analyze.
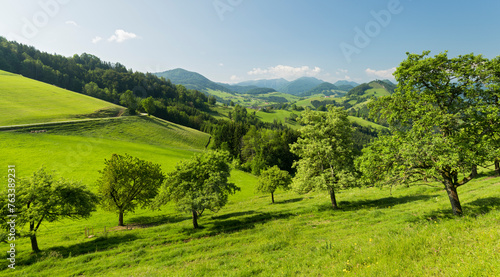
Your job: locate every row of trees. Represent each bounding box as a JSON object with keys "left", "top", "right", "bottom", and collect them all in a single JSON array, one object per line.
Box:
[{"left": 1, "top": 151, "right": 239, "bottom": 252}]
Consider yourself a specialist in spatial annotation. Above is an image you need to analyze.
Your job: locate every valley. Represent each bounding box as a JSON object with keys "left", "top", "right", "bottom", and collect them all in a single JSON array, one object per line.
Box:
[{"left": 0, "top": 37, "right": 499, "bottom": 277}]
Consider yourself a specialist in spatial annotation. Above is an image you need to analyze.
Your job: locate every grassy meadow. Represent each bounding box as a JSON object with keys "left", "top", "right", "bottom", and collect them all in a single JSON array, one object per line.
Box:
[
  {"left": 1, "top": 166, "right": 499, "bottom": 276},
  {"left": 0, "top": 116, "right": 209, "bottom": 186},
  {"left": 1, "top": 71, "right": 499, "bottom": 277},
  {"left": 0, "top": 70, "right": 124, "bottom": 126}
]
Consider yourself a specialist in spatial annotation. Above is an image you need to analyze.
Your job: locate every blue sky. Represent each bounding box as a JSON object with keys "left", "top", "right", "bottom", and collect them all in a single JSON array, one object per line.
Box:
[{"left": 1, "top": 0, "right": 500, "bottom": 84}]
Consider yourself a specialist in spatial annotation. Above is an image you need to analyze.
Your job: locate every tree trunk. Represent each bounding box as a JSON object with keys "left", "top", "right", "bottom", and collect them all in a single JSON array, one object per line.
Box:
[
  {"left": 471, "top": 164, "right": 478, "bottom": 177},
  {"left": 118, "top": 211, "right": 124, "bottom": 226},
  {"left": 192, "top": 210, "right": 199, "bottom": 229},
  {"left": 443, "top": 179, "right": 463, "bottom": 216},
  {"left": 329, "top": 187, "right": 338, "bottom": 209},
  {"left": 30, "top": 234, "right": 40, "bottom": 253},
  {"left": 271, "top": 192, "right": 274, "bottom": 204},
  {"left": 495, "top": 159, "right": 500, "bottom": 176}
]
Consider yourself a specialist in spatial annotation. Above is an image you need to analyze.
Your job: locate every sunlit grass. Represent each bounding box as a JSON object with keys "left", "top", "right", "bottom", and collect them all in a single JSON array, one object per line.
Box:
[{"left": 0, "top": 70, "right": 124, "bottom": 126}]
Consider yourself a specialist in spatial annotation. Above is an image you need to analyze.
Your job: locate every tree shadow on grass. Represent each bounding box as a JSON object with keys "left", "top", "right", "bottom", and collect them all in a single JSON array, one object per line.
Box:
[
  {"left": 21, "top": 234, "right": 139, "bottom": 267},
  {"left": 463, "top": 197, "right": 500, "bottom": 216},
  {"left": 128, "top": 214, "right": 190, "bottom": 228},
  {"left": 313, "top": 194, "right": 439, "bottom": 212},
  {"left": 402, "top": 197, "right": 500, "bottom": 223},
  {"left": 142, "top": 115, "right": 184, "bottom": 131},
  {"left": 274, "top": 197, "right": 304, "bottom": 205},
  {"left": 210, "top": 210, "right": 257, "bottom": 220},
  {"left": 181, "top": 211, "right": 293, "bottom": 237}
]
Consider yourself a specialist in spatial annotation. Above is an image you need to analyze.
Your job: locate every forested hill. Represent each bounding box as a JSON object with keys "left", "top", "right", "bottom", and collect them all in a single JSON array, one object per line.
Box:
[
  {"left": 0, "top": 36, "right": 218, "bottom": 130},
  {"left": 154, "top": 68, "right": 234, "bottom": 94}
]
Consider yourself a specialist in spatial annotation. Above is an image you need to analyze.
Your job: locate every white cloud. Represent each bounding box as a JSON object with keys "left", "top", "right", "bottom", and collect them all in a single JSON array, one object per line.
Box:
[
  {"left": 365, "top": 67, "right": 396, "bottom": 79},
  {"left": 107, "top": 29, "right": 138, "bottom": 43},
  {"left": 65, "top": 20, "right": 78, "bottom": 27},
  {"left": 92, "top": 36, "right": 102, "bottom": 44},
  {"left": 247, "top": 65, "right": 321, "bottom": 80},
  {"left": 219, "top": 63, "right": 224, "bottom": 67},
  {"left": 230, "top": 75, "right": 240, "bottom": 82},
  {"left": 336, "top": 68, "right": 348, "bottom": 75}
]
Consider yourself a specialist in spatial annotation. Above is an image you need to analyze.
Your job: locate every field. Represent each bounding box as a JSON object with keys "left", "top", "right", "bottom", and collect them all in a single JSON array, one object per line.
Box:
[
  {"left": 0, "top": 70, "right": 124, "bottom": 126},
  {"left": 1, "top": 161, "right": 499, "bottom": 276},
  {"left": 0, "top": 116, "right": 209, "bottom": 185}
]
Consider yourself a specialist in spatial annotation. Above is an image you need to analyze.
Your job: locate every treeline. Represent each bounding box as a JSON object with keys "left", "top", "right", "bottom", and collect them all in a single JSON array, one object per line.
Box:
[{"left": 0, "top": 36, "right": 216, "bottom": 130}]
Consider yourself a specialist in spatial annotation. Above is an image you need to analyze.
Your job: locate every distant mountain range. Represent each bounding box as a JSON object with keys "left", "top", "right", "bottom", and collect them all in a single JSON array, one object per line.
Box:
[
  {"left": 236, "top": 78, "right": 289, "bottom": 91},
  {"left": 154, "top": 68, "right": 360, "bottom": 96}
]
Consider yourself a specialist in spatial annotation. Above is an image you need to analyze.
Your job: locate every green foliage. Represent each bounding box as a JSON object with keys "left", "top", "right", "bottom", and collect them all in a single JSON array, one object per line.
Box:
[
  {"left": 361, "top": 51, "right": 500, "bottom": 215},
  {"left": 157, "top": 150, "right": 240, "bottom": 228},
  {"left": 97, "top": 154, "right": 165, "bottom": 225},
  {"left": 241, "top": 126, "right": 299, "bottom": 175},
  {"left": 141, "top": 96, "right": 156, "bottom": 116},
  {"left": 257, "top": 166, "right": 291, "bottom": 203},
  {"left": 290, "top": 106, "right": 357, "bottom": 208},
  {"left": 7, "top": 167, "right": 98, "bottom": 251},
  {"left": 119, "top": 90, "right": 138, "bottom": 114}
]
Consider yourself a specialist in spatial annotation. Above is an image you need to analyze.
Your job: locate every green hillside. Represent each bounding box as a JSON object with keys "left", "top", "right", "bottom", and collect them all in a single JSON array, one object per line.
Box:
[
  {"left": 279, "top": 77, "right": 323, "bottom": 95},
  {"left": 1, "top": 116, "right": 210, "bottom": 185},
  {"left": 0, "top": 70, "right": 124, "bottom": 126},
  {"left": 154, "top": 68, "right": 233, "bottom": 93}
]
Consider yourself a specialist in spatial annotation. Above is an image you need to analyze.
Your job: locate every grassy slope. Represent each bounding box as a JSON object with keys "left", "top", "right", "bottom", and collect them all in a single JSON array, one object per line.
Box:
[
  {"left": 0, "top": 116, "right": 210, "bottom": 186},
  {"left": 0, "top": 70, "right": 124, "bottom": 126},
  {"left": 2, "top": 170, "right": 499, "bottom": 276}
]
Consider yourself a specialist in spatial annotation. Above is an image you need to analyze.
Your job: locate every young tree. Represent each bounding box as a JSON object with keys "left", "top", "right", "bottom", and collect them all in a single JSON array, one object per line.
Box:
[
  {"left": 257, "top": 166, "right": 291, "bottom": 204},
  {"left": 360, "top": 51, "right": 499, "bottom": 215},
  {"left": 97, "top": 154, "right": 165, "bottom": 226},
  {"left": 156, "top": 150, "right": 239, "bottom": 228},
  {"left": 120, "top": 90, "right": 138, "bottom": 114},
  {"left": 142, "top": 96, "right": 156, "bottom": 116},
  {"left": 290, "top": 106, "right": 357, "bottom": 209},
  {"left": 11, "top": 168, "right": 98, "bottom": 252}
]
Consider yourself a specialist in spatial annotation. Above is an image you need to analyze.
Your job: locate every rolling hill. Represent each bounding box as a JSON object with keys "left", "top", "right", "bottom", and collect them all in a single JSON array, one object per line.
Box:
[
  {"left": 154, "top": 68, "right": 234, "bottom": 93},
  {"left": 278, "top": 77, "right": 324, "bottom": 95},
  {"left": 0, "top": 70, "right": 124, "bottom": 126},
  {"left": 302, "top": 82, "right": 345, "bottom": 97},
  {"left": 347, "top": 80, "right": 396, "bottom": 98}
]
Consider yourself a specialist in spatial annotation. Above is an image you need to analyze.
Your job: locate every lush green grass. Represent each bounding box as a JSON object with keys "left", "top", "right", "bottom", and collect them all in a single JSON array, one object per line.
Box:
[
  {"left": 348, "top": 116, "right": 388, "bottom": 131},
  {"left": 0, "top": 70, "right": 124, "bottom": 126},
  {"left": 255, "top": 110, "right": 301, "bottom": 129},
  {"left": 0, "top": 116, "right": 210, "bottom": 186},
  {"left": 365, "top": 88, "right": 390, "bottom": 97},
  {"left": 293, "top": 94, "right": 326, "bottom": 108},
  {"left": 2, "top": 168, "right": 499, "bottom": 276}
]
